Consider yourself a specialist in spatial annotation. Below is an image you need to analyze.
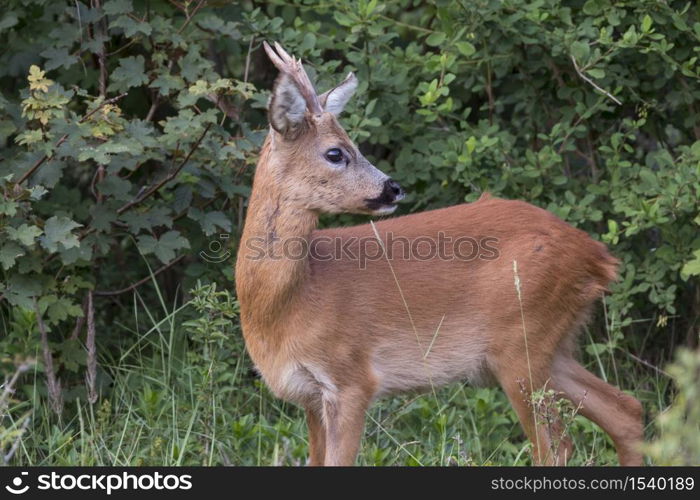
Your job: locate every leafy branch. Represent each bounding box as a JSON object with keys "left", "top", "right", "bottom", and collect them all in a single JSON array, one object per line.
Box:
[{"left": 15, "top": 92, "right": 128, "bottom": 186}]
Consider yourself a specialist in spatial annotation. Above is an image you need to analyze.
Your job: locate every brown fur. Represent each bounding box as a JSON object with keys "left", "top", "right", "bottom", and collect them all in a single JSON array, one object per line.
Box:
[{"left": 235, "top": 45, "right": 644, "bottom": 466}]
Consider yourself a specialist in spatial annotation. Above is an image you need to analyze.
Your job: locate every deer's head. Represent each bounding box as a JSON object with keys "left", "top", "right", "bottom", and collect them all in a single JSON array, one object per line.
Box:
[{"left": 263, "top": 41, "right": 404, "bottom": 216}]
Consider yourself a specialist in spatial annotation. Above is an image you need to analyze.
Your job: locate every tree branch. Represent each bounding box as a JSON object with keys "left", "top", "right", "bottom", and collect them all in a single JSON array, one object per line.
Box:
[
  {"left": 116, "top": 123, "right": 212, "bottom": 215},
  {"left": 93, "top": 254, "right": 185, "bottom": 296}
]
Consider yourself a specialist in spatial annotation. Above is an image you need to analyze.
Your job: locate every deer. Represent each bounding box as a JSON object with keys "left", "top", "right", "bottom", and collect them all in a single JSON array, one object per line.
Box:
[{"left": 234, "top": 41, "right": 644, "bottom": 466}]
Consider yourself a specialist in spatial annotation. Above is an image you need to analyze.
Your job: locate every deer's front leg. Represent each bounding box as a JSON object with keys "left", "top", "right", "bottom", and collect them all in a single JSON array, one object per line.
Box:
[{"left": 322, "top": 386, "right": 374, "bottom": 466}]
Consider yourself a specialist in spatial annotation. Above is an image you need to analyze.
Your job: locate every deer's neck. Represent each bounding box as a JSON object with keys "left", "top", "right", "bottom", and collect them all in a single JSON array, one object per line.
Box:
[{"left": 235, "top": 138, "right": 318, "bottom": 335}]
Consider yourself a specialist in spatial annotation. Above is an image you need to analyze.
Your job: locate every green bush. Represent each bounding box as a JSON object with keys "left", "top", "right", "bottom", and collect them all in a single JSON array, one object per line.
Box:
[
  {"left": 645, "top": 347, "right": 700, "bottom": 465},
  {"left": 0, "top": 0, "right": 698, "bottom": 464}
]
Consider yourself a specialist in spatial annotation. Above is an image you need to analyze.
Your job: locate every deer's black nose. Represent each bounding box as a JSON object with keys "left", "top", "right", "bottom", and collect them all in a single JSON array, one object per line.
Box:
[
  {"left": 365, "top": 178, "right": 406, "bottom": 211},
  {"left": 386, "top": 179, "right": 405, "bottom": 201}
]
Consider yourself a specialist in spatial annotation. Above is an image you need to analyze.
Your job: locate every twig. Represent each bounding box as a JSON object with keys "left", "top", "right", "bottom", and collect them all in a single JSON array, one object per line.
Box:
[
  {"left": 106, "top": 38, "right": 137, "bottom": 57},
  {"left": 378, "top": 14, "right": 434, "bottom": 33},
  {"left": 205, "top": 94, "right": 239, "bottom": 121},
  {"left": 116, "top": 123, "right": 212, "bottom": 215},
  {"left": 15, "top": 92, "right": 128, "bottom": 186},
  {"left": 177, "top": 0, "right": 206, "bottom": 34},
  {"left": 2, "top": 416, "right": 31, "bottom": 465},
  {"left": 626, "top": 351, "right": 670, "bottom": 377},
  {"left": 485, "top": 61, "right": 494, "bottom": 125},
  {"left": 570, "top": 55, "right": 621, "bottom": 105},
  {"left": 93, "top": 254, "right": 186, "bottom": 296},
  {"left": 90, "top": 164, "right": 105, "bottom": 202},
  {"left": 1, "top": 362, "right": 33, "bottom": 415},
  {"left": 34, "top": 300, "right": 63, "bottom": 415},
  {"left": 92, "top": 0, "right": 108, "bottom": 97},
  {"left": 244, "top": 36, "right": 255, "bottom": 84},
  {"left": 70, "top": 293, "right": 89, "bottom": 340},
  {"left": 144, "top": 60, "right": 172, "bottom": 122},
  {"left": 145, "top": 94, "right": 160, "bottom": 121}
]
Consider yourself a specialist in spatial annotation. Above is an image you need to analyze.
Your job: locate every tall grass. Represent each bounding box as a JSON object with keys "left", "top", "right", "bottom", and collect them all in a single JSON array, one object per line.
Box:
[{"left": 1, "top": 279, "right": 675, "bottom": 466}]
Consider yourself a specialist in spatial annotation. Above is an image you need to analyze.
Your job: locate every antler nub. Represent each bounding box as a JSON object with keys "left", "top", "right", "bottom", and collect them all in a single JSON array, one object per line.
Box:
[{"left": 263, "top": 41, "right": 323, "bottom": 115}]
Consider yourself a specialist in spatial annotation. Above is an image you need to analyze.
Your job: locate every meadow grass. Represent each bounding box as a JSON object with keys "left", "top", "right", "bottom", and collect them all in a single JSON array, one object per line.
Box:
[{"left": 1, "top": 280, "right": 671, "bottom": 466}]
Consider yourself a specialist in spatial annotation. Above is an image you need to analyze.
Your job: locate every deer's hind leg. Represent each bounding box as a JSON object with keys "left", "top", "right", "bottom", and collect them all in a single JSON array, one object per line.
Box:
[
  {"left": 492, "top": 348, "right": 574, "bottom": 465},
  {"left": 488, "top": 314, "right": 577, "bottom": 466},
  {"left": 551, "top": 355, "right": 644, "bottom": 465},
  {"left": 305, "top": 405, "right": 326, "bottom": 465}
]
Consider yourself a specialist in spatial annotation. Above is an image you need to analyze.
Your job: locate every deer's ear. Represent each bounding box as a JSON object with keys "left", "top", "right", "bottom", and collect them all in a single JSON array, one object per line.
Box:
[
  {"left": 269, "top": 73, "right": 307, "bottom": 134},
  {"left": 320, "top": 72, "right": 358, "bottom": 116}
]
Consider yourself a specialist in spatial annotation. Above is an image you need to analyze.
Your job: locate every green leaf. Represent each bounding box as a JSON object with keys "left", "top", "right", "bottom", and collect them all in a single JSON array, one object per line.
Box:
[
  {"left": 0, "top": 200, "right": 18, "bottom": 216},
  {"left": 6, "top": 223, "right": 43, "bottom": 246},
  {"left": 41, "top": 216, "right": 82, "bottom": 253},
  {"left": 426, "top": 32, "right": 446, "bottom": 47},
  {"left": 582, "top": 0, "right": 604, "bottom": 15},
  {"left": 172, "top": 185, "right": 193, "bottom": 213},
  {"left": 103, "top": 0, "right": 133, "bottom": 16},
  {"left": 2, "top": 274, "right": 42, "bottom": 309},
  {"left": 0, "top": 12, "right": 19, "bottom": 32},
  {"left": 681, "top": 250, "right": 700, "bottom": 280},
  {"left": 642, "top": 14, "right": 653, "bottom": 33},
  {"left": 41, "top": 296, "right": 84, "bottom": 325},
  {"left": 151, "top": 73, "right": 185, "bottom": 94},
  {"left": 299, "top": 32, "right": 316, "bottom": 52},
  {"left": 120, "top": 207, "right": 173, "bottom": 233},
  {"left": 110, "top": 55, "right": 148, "bottom": 92},
  {"left": 41, "top": 47, "right": 78, "bottom": 71},
  {"left": 78, "top": 147, "right": 108, "bottom": 164},
  {"left": 137, "top": 230, "right": 190, "bottom": 264},
  {"left": 586, "top": 68, "right": 605, "bottom": 79},
  {"left": 188, "top": 208, "right": 232, "bottom": 236},
  {"left": 90, "top": 204, "right": 118, "bottom": 232},
  {"left": 79, "top": 141, "right": 134, "bottom": 165},
  {"left": 333, "top": 11, "right": 354, "bottom": 27},
  {"left": 0, "top": 242, "right": 25, "bottom": 270},
  {"left": 29, "top": 185, "right": 48, "bottom": 200},
  {"left": 58, "top": 242, "right": 93, "bottom": 265},
  {"left": 110, "top": 15, "right": 152, "bottom": 38},
  {"left": 98, "top": 175, "right": 132, "bottom": 200},
  {"left": 179, "top": 47, "right": 213, "bottom": 83},
  {"left": 15, "top": 129, "right": 44, "bottom": 146},
  {"left": 455, "top": 41, "right": 476, "bottom": 57},
  {"left": 58, "top": 337, "right": 87, "bottom": 371},
  {"left": 571, "top": 41, "right": 590, "bottom": 61}
]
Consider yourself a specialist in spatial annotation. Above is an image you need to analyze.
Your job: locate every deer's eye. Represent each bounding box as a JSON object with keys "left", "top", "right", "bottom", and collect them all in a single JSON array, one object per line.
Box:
[{"left": 325, "top": 148, "right": 344, "bottom": 164}]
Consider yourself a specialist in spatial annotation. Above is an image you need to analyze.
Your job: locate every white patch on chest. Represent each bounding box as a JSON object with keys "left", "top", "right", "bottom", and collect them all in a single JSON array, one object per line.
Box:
[{"left": 266, "top": 362, "right": 337, "bottom": 405}]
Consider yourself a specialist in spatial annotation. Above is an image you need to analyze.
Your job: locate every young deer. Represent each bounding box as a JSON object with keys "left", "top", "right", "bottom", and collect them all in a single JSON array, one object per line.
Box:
[{"left": 235, "top": 42, "right": 644, "bottom": 466}]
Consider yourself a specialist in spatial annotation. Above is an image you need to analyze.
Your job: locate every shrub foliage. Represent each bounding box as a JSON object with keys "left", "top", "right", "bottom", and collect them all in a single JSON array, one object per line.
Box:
[{"left": 0, "top": 0, "right": 698, "bottom": 462}]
